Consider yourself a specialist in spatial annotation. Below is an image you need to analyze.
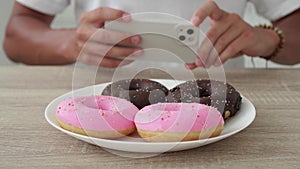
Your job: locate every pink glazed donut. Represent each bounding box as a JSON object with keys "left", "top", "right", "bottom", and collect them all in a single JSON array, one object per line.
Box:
[
  {"left": 135, "top": 103, "right": 224, "bottom": 142},
  {"left": 56, "top": 95, "right": 139, "bottom": 139}
]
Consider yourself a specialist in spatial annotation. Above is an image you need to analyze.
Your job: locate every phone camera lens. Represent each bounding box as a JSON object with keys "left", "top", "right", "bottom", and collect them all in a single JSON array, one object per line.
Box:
[
  {"left": 179, "top": 35, "right": 186, "bottom": 41},
  {"left": 187, "top": 29, "right": 194, "bottom": 35}
]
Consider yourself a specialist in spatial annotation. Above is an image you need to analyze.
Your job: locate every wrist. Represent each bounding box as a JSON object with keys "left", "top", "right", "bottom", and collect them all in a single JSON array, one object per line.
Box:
[
  {"left": 55, "top": 29, "right": 79, "bottom": 63},
  {"left": 255, "top": 24, "right": 284, "bottom": 60}
]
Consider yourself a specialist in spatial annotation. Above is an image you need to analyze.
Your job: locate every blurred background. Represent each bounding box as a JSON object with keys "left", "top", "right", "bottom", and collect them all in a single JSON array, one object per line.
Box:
[{"left": 0, "top": 1, "right": 299, "bottom": 68}]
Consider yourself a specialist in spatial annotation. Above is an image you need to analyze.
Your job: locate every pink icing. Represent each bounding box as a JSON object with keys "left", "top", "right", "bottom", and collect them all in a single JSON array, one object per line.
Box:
[
  {"left": 134, "top": 103, "right": 224, "bottom": 132},
  {"left": 56, "top": 95, "right": 139, "bottom": 131}
]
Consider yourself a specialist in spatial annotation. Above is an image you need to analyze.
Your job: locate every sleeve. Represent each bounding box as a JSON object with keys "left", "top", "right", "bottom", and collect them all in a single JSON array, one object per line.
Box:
[
  {"left": 16, "top": 0, "right": 70, "bottom": 15},
  {"left": 250, "top": 0, "right": 300, "bottom": 21}
]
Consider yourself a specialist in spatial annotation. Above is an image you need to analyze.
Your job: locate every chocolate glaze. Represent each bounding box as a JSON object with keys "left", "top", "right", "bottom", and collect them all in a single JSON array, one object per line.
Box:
[
  {"left": 102, "top": 79, "right": 169, "bottom": 109},
  {"left": 102, "top": 79, "right": 242, "bottom": 119},
  {"left": 168, "top": 80, "right": 242, "bottom": 119}
]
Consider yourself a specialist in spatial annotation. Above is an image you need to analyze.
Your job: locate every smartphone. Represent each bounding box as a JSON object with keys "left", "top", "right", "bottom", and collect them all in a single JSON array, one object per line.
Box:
[{"left": 105, "top": 19, "right": 201, "bottom": 63}]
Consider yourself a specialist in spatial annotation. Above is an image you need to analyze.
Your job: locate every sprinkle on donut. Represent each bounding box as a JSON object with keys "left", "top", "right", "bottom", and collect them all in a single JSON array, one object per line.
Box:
[
  {"left": 168, "top": 80, "right": 242, "bottom": 119},
  {"left": 56, "top": 95, "right": 139, "bottom": 138}
]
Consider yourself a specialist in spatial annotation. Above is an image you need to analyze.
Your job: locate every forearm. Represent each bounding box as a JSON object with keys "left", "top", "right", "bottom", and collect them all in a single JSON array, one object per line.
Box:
[
  {"left": 3, "top": 15, "right": 78, "bottom": 65},
  {"left": 271, "top": 9, "right": 300, "bottom": 65}
]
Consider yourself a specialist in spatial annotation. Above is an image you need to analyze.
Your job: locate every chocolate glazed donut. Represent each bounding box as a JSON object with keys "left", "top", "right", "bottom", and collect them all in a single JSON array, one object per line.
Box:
[
  {"left": 168, "top": 80, "right": 242, "bottom": 119},
  {"left": 102, "top": 79, "right": 169, "bottom": 109}
]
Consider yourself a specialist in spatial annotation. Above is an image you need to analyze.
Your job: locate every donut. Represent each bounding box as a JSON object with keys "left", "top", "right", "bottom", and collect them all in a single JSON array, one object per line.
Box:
[
  {"left": 102, "top": 79, "right": 169, "bottom": 109},
  {"left": 168, "top": 80, "right": 242, "bottom": 119},
  {"left": 56, "top": 95, "right": 139, "bottom": 138},
  {"left": 135, "top": 103, "right": 224, "bottom": 142}
]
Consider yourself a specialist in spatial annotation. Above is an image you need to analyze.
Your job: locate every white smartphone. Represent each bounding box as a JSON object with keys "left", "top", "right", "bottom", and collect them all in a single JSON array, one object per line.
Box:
[{"left": 105, "top": 19, "right": 202, "bottom": 63}]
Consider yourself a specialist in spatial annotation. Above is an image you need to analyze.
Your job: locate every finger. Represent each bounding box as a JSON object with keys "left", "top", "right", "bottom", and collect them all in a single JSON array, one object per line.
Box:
[
  {"left": 194, "top": 55, "right": 204, "bottom": 67},
  {"left": 204, "top": 48, "right": 218, "bottom": 68},
  {"left": 79, "top": 52, "right": 103, "bottom": 65},
  {"left": 80, "top": 7, "right": 130, "bottom": 25},
  {"left": 92, "top": 29, "right": 141, "bottom": 46},
  {"left": 214, "top": 25, "right": 243, "bottom": 54},
  {"left": 206, "top": 25, "right": 243, "bottom": 67},
  {"left": 196, "top": 20, "right": 232, "bottom": 67},
  {"left": 82, "top": 41, "right": 143, "bottom": 58},
  {"left": 219, "top": 32, "right": 249, "bottom": 64},
  {"left": 99, "top": 57, "right": 133, "bottom": 68},
  {"left": 214, "top": 50, "right": 243, "bottom": 67},
  {"left": 204, "top": 17, "right": 233, "bottom": 46},
  {"left": 77, "top": 27, "right": 141, "bottom": 46},
  {"left": 185, "top": 63, "right": 198, "bottom": 70},
  {"left": 191, "top": 1, "right": 225, "bottom": 26},
  {"left": 79, "top": 53, "right": 132, "bottom": 68},
  {"left": 107, "top": 46, "right": 143, "bottom": 58}
]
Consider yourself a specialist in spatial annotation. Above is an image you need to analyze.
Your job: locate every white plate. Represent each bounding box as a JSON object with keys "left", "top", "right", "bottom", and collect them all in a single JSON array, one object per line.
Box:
[{"left": 45, "top": 79, "right": 256, "bottom": 153}]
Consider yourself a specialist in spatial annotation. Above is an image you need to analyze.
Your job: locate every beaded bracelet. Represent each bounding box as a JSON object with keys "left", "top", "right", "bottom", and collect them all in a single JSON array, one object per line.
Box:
[{"left": 255, "top": 24, "right": 285, "bottom": 60}]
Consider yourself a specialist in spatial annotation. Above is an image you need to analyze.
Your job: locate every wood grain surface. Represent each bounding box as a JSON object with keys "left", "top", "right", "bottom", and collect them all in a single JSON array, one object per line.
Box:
[{"left": 0, "top": 66, "right": 299, "bottom": 169}]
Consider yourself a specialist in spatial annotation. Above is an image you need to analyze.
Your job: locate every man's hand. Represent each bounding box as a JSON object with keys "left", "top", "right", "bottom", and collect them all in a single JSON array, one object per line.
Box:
[
  {"left": 186, "top": 1, "right": 280, "bottom": 69},
  {"left": 75, "top": 7, "right": 143, "bottom": 68},
  {"left": 4, "top": 3, "right": 142, "bottom": 67}
]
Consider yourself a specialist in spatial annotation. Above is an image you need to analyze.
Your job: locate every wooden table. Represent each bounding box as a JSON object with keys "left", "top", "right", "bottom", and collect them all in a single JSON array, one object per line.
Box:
[{"left": 0, "top": 66, "right": 299, "bottom": 169}]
